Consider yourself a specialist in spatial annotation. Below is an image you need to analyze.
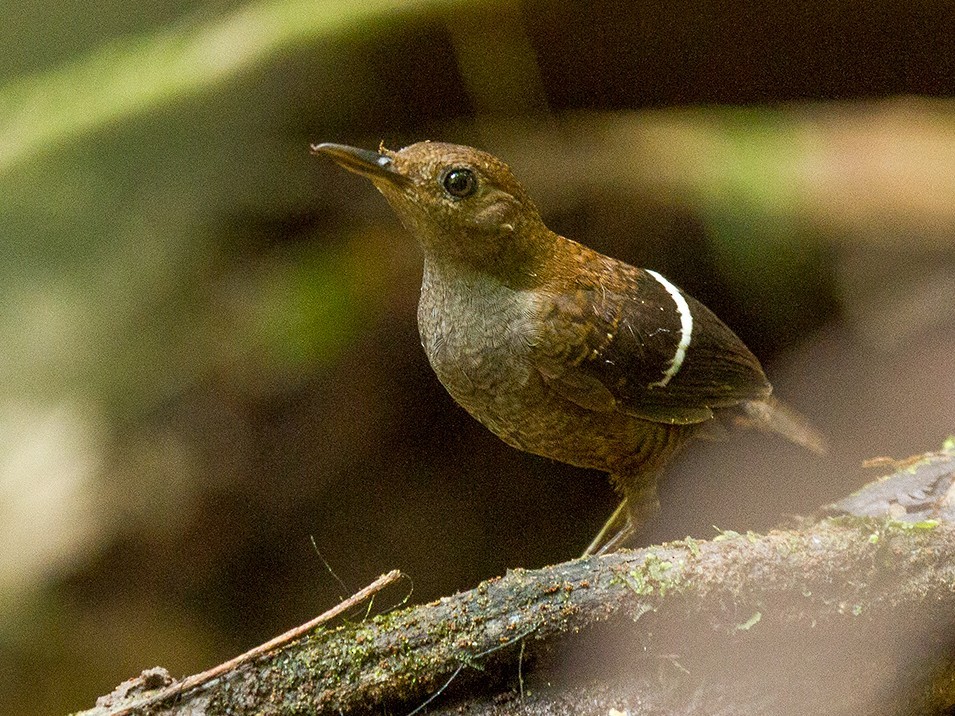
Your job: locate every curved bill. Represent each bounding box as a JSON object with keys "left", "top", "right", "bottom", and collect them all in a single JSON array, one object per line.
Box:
[{"left": 311, "top": 143, "right": 408, "bottom": 185}]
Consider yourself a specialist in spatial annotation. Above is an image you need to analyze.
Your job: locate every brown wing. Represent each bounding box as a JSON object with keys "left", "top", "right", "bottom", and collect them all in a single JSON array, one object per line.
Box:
[{"left": 531, "top": 265, "right": 771, "bottom": 425}]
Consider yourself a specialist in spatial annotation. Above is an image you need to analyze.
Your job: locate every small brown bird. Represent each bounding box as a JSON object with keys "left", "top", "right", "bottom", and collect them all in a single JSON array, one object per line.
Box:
[{"left": 314, "top": 140, "right": 823, "bottom": 554}]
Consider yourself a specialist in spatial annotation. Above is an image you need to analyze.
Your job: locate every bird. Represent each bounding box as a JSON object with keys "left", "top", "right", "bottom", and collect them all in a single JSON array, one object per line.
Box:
[{"left": 313, "top": 140, "right": 824, "bottom": 555}]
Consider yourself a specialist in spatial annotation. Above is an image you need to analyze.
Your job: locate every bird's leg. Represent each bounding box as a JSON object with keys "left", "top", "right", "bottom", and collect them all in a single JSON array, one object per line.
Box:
[
  {"left": 584, "top": 424, "right": 691, "bottom": 556},
  {"left": 582, "top": 478, "right": 661, "bottom": 556},
  {"left": 582, "top": 499, "right": 629, "bottom": 556}
]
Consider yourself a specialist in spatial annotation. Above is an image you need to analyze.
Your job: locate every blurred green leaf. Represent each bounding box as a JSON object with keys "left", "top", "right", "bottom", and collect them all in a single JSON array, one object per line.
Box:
[{"left": 0, "top": 0, "right": 457, "bottom": 173}]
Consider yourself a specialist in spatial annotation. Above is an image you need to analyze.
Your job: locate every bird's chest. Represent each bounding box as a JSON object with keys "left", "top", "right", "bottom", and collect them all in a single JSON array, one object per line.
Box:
[{"left": 417, "top": 270, "right": 538, "bottom": 420}]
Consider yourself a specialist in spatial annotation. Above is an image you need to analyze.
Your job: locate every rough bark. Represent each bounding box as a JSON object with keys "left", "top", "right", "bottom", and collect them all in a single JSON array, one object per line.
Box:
[{"left": 77, "top": 446, "right": 955, "bottom": 716}]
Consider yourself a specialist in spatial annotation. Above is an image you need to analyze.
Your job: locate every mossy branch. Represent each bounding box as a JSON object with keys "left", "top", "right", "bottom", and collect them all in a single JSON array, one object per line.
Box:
[{"left": 77, "top": 447, "right": 955, "bottom": 716}]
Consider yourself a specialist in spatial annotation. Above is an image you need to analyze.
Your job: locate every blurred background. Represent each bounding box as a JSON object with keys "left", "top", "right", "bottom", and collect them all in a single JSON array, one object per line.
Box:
[{"left": 2, "top": 0, "right": 954, "bottom": 713}]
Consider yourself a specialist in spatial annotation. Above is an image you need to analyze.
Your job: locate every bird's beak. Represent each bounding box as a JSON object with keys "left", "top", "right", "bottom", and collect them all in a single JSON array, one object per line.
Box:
[{"left": 311, "top": 143, "right": 409, "bottom": 186}]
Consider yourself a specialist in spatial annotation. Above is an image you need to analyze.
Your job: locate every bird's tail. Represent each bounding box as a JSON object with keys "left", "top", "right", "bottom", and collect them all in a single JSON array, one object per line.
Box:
[{"left": 738, "top": 397, "right": 828, "bottom": 455}]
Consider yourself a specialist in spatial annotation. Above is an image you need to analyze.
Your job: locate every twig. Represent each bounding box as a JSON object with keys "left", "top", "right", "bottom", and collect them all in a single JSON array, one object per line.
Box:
[
  {"left": 404, "top": 664, "right": 465, "bottom": 716},
  {"left": 108, "top": 569, "right": 403, "bottom": 716},
  {"left": 310, "top": 534, "right": 351, "bottom": 598}
]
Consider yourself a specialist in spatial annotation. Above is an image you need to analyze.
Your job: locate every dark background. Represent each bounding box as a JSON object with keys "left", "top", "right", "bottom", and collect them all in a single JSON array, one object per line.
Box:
[{"left": 2, "top": 1, "right": 954, "bottom": 713}]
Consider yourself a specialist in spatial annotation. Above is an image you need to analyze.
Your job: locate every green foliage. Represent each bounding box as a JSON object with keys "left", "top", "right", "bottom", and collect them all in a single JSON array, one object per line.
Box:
[{"left": 0, "top": 0, "right": 454, "bottom": 173}]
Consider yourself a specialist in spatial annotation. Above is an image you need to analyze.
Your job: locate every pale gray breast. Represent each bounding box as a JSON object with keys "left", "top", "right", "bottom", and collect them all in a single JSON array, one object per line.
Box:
[{"left": 417, "top": 265, "right": 538, "bottom": 417}]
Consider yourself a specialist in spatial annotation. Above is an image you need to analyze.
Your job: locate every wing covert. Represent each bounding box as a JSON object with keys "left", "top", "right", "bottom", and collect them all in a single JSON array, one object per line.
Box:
[{"left": 530, "top": 265, "right": 771, "bottom": 425}]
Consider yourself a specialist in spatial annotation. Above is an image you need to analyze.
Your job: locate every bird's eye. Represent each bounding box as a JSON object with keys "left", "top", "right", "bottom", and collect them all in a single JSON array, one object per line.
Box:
[{"left": 441, "top": 167, "right": 477, "bottom": 199}]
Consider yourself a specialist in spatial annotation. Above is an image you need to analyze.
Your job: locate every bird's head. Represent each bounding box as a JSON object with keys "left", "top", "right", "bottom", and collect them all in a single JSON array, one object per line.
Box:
[{"left": 314, "top": 141, "right": 553, "bottom": 280}]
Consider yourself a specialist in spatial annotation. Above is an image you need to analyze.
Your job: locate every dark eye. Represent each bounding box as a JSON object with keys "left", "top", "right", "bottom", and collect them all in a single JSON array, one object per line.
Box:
[{"left": 441, "top": 167, "right": 477, "bottom": 198}]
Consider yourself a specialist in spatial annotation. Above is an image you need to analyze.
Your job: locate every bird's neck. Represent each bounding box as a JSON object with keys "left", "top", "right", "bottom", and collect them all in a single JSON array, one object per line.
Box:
[{"left": 420, "top": 224, "right": 566, "bottom": 293}]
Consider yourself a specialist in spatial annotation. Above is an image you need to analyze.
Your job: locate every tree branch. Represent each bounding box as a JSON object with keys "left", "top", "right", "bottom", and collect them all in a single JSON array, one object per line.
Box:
[{"left": 77, "top": 446, "right": 955, "bottom": 716}]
